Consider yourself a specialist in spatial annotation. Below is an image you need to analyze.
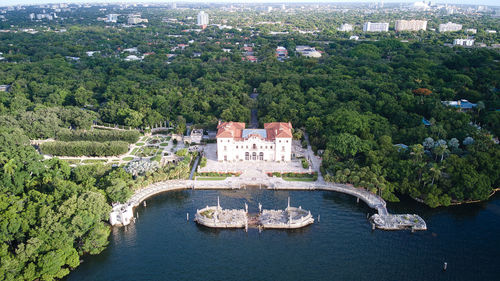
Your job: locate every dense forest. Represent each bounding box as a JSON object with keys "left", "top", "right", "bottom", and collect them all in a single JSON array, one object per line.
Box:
[{"left": 0, "top": 4, "right": 499, "bottom": 280}]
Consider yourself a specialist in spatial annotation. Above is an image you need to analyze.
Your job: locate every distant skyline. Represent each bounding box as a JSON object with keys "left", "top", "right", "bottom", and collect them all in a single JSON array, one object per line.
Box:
[
  {"left": 0, "top": 0, "right": 500, "bottom": 7},
  {"left": 1, "top": 0, "right": 500, "bottom": 7}
]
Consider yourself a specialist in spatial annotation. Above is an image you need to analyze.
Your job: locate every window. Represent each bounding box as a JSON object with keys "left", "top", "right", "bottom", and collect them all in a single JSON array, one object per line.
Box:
[
  {"left": 279, "top": 140, "right": 282, "bottom": 143},
  {"left": 282, "top": 146, "right": 285, "bottom": 152},
  {"left": 259, "top": 152, "right": 264, "bottom": 160},
  {"left": 236, "top": 155, "right": 239, "bottom": 159},
  {"left": 265, "top": 146, "right": 268, "bottom": 149},
  {"left": 260, "top": 146, "right": 262, "bottom": 149},
  {"left": 253, "top": 144, "right": 257, "bottom": 149},
  {"left": 270, "top": 146, "right": 273, "bottom": 149},
  {"left": 286, "top": 140, "right": 289, "bottom": 143},
  {"left": 252, "top": 152, "right": 257, "bottom": 160},
  {"left": 224, "top": 155, "right": 227, "bottom": 161},
  {"left": 246, "top": 146, "right": 248, "bottom": 149},
  {"left": 281, "top": 155, "right": 285, "bottom": 161},
  {"left": 236, "top": 146, "right": 238, "bottom": 149},
  {"left": 245, "top": 152, "right": 249, "bottom": 160},
  {"left": 224, "top": 146, "right": 227, "bottom": 151}
]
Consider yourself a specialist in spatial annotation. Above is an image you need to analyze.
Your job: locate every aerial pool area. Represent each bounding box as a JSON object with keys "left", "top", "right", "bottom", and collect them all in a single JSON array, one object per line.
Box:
[{"left": 66, "top": 189, "right": 500, "bottom": 281}]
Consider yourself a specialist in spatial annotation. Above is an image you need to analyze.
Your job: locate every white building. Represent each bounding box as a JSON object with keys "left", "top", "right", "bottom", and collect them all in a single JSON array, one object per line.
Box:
[
  {"left": 338, "top": 23, "right": 353, "bottom": 32},
  {"left": 439, "top": 22, "right": 462, "bottom": 32},
  {"left": 128, "top": 17, "right": 148, "bottom": 25},
  {"left": 453, "top": 39, "right": 475, "bottom": 47},
  {"left": 197, "top": 11, "right": 209, "bottom": 26},
  {"left": 295, "top": 46, "right": 322, "bottom": 58},
  {"left": 106, "top": 14, "right": 118, "bottom": 23},
  {"left": 466, "top": 28, "right": 477, "bottom": 34},
  {"left": 363, "top": 22, "right": 389, "bottom": 32},
  {"left": 216, "top": 121, "right": 293, "bottom": 162},
  {"left": 394, "top": 20, "right": 427, "bottom": 31}
]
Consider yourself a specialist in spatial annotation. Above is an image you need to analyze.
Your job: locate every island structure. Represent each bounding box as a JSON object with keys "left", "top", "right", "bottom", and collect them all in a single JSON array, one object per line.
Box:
[
  {"left": 194, "top": 197, "right": 314, "bottom": 230},
  {"left": 194, "top": 197, "right": 248, "bottom": 229},
  {"left": 216, "top": 121, "right": 292, "bottom": 162}
]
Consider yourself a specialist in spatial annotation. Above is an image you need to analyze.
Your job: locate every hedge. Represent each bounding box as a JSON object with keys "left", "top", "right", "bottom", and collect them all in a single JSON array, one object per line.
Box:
[
  {"left": 56, "top": 129, "right": 140, "bottom": 143},
  {"left": 40, "top": 141, "right": 129, "bottom": 156}
]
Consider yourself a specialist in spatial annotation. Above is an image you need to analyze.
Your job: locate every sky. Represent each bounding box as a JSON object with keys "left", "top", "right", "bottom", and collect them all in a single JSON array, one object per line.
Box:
[{"left": 1, "top": 0, "right": 499, "bottom": 7}]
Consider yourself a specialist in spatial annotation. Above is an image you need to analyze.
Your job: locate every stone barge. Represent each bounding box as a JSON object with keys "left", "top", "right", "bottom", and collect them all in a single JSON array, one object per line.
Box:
[
  {"left": 370, "top": 214, "right": 427, "bottom": 231},
  {"left": 194, "top": 197, "right": 314, "bottom": 230},
  {"left": 259, "top": 198, "right": 314, "bottom": 229},
  {"left": 194, "top": 197, "right": 248, "bottom": 229}
]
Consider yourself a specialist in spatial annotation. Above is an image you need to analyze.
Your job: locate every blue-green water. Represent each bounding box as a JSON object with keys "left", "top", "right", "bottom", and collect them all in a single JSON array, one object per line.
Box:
[{"left": 67, "top": 189, "right": 500, "bottom": 281}]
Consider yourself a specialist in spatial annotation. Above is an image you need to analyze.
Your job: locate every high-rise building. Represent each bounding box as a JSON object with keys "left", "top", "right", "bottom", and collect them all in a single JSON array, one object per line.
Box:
[
  {"left": 106, "top": 14, "right": 118, "bottom": 23},
  {"left": 394, "top": 20, "right": 427, "bottom": 31},
  {"left": 338, "top": 23, "right": 353, "bottom": 32},
  {"left": 363, "top": 22, "right": 389, "bottom": 32},
  {"left": 197, "top": 11, "right": 209, "bottom": 26},
  {"left": 439, "top": 22, "right": 462, "bottom": 32}
]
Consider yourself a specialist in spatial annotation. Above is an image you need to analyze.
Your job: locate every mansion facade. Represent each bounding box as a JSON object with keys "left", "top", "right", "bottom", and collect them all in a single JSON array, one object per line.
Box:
[{"left": 216, "top": 121, "right": 293, "bottom": 162}]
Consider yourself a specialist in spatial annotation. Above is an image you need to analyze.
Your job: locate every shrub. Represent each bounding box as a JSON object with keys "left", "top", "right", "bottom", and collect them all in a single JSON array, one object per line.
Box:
[
  {"left": 200, "top": 157, "right": 207, "bottom": 168},
  {"left": 57, "top": 129, "right": 140, "bottom": 143},
  {"left": 40, "top": 141, "right": 129, "bottom": 156},
  {"left": 175, "top": 148, "right": 188, "bottom": 157}
]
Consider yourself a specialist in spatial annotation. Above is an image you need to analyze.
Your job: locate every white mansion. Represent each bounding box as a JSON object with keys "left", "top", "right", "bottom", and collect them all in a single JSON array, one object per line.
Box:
[{"left": 216, "top": 121, "right": 293, "bottom": 162}]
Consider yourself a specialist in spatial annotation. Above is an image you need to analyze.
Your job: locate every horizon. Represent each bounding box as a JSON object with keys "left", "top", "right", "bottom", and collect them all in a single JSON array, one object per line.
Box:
[{"left": 1, "top": 0, "right": 500, "bottom": 8}]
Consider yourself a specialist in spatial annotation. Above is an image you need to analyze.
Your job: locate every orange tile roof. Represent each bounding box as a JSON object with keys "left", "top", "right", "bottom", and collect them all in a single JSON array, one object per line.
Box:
[
  {"left": 216, "top": 121, "right": 293, "bottom": 140},
  {"left": 216, "top": 121, "right": 245, "bottom": 138},
  {"left": 264, "top": 122, "right": 293, "bottom": 139}
]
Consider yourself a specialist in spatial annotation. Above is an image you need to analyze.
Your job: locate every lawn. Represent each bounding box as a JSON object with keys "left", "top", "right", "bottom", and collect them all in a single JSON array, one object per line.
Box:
[
  {"left": 82, "top": 159, "right": 108, "bottom": 164},
  {"left": 283, "top": 177, "right": 316, "bottom": 182},
  {"left": 122, "top": 156, "right": 134, "bottom": 161},
  {"left": 135, "top": 142, "right": 145, "bottom": 146},
  {"left": 160, "top": 143, "right": 168, "bottom": 147},
  {"left": 195, "top": 177, "right": 228, "bottom": 181},
  {"left": 62, "top": 159, "right": 81, "bottom": 165}
]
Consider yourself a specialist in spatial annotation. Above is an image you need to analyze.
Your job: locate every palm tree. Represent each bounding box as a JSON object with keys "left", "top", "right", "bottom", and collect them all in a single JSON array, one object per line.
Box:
[
  {"left": 476, "top": 101, "right": 485, "bottom": 124},
  {"left": 410, "top": 144, "right": 424, "bottom": 163},
  {"left": 3, "top": 159, "right": 17, "bottom": 178},
  {"left": 429, "top": 164, "right": 442, "bottom": 185}
]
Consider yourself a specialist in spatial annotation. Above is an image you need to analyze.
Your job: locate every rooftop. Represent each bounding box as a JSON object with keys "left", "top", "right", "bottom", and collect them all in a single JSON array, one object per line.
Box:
[{"left": 217, "top": 121, "right": 292, "bottom": 140}]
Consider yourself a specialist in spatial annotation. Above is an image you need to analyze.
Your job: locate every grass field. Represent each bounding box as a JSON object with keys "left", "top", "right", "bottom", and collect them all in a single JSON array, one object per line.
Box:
[
  {"left": 82, "top": 159, "right": 108, "bottom": 164},
  {"left": 62, "top": 159, "right": 81, "bottom": 165},
  {"left": 283, "top": 177, "right": 316, "bottom": 182},
  {"left": 195, "top": 177, "right": 227, "bottom": 181}
]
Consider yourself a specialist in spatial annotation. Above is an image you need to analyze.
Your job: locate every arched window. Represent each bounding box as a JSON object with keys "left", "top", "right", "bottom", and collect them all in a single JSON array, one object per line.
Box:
[
  {"left": 245, "top": 152, "right": 249, "bottom": 160},
  {"left": 259, "top": 152, "right": 264, "bottom": 160},
  {"left": 253, "top": 144, "right": 257, "bottom": 149},
  {"left": 252, "top": 152, "right": 257, "bottom": 160}
]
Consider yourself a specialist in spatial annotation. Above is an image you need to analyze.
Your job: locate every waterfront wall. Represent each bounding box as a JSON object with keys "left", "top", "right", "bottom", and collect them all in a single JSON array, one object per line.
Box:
[{"left": 109, "top": 178, "right": 411, "bottom": 230}]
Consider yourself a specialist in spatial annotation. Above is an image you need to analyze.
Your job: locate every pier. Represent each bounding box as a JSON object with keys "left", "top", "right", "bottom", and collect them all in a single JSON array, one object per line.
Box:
[{"left": 109, "top": 177, "right": 426, "bottom": 231}]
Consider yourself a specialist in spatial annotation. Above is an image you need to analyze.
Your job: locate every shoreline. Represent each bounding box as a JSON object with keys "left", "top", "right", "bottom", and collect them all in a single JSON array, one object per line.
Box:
[{"left": 411, "top": 188, "right": 500, "bottom": 207}]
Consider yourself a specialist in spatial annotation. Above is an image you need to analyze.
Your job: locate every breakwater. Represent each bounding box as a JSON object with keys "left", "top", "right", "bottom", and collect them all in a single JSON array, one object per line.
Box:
[{"left": 109, "top": 177, "right": 426, "bottom": 231}]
